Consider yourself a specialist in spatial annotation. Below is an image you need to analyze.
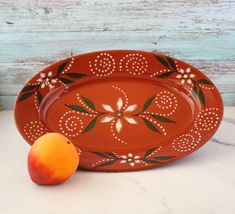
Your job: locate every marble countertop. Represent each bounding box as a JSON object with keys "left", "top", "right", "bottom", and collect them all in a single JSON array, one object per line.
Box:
[{"left": 0, "top": 108, "right": 234, "bottom": 214}]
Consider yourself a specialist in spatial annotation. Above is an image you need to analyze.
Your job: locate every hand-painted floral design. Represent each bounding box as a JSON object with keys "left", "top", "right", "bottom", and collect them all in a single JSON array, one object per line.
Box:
[
  {"left": 65, "top": 89, "right": 176, "bottom": 137},
  {"left": 17, "top": 58, "right": 86, "bottom": 106},
  {"left": 91, "top": 147, "right": 175, "bottom": 168},
  {"left": 100, "top": 98, "right": 137, "bottom": 133},
  {"left": 37, "top": 71, "right": 57, "bottom": 89},
  {"left": 155, "top": 55, "right": 214, "bottom": 106},
  {"left": 65, "top": 96, "right": 105, "bottom": 134},
  {"left": 120, "top": 153, "right": 141, "bottom": 166},
  {"left": 176, "top": 68, "right": 195, "bottom": 85}
]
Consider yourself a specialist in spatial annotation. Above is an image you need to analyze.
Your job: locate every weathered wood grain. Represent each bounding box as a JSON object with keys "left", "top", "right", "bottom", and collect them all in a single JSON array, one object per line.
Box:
[
  {"left": 1, "top": 0, "right": 235, "bottom": 33},
  {"left": 0, "top": 0, "right": 235, "bottom": 109}
]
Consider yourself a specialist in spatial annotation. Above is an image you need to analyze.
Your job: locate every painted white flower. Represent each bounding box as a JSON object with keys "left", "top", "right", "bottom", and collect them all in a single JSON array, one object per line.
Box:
[
  {"left": 37, "top": 71, "right": 57, "bottom": 89},
  {"left": 100, "top": 97, "right": 137, "bottom": 133},
  {"left": 176, "top": 68, "right": 195, "bottom": 85},
  {"left": 120, "top": 153, "right": 141, "bottom": 167}
]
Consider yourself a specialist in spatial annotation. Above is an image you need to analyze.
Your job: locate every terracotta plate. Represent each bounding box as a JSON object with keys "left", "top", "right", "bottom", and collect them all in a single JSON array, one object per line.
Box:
[{"left": 14, "top": 50, "right": 223, "bottom": 171}]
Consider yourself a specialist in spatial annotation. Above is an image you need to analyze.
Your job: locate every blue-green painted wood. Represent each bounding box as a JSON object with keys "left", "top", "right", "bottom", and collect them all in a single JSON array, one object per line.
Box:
[{"left": 0, "top": 0, "right": 235, "bottom": 109}]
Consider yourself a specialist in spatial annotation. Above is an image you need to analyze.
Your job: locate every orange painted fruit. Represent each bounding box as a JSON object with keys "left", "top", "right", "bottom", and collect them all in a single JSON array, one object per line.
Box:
[{"left": 28, "top": 133, "right": 79, "bottom": 185}]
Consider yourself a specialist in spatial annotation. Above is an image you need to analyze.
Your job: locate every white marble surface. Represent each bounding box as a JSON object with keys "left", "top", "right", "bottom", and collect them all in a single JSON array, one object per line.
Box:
[{"left": 0, "top": 108, "right": 235, "bottom": 214}]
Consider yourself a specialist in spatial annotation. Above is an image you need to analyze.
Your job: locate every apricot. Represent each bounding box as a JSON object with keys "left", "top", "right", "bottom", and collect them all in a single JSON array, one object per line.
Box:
[{"left": 28, "top": 133, "right": 79, "bottom": 185}]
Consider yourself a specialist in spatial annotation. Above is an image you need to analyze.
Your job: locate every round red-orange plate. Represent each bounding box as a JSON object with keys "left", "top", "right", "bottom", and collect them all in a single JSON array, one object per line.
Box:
[{"left": 14, "top": 50, "right": 223, "bottom": 171}]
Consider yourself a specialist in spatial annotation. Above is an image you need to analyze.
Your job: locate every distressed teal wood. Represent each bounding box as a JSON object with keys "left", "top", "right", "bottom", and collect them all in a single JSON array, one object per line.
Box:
[
  {"left": 1, "top": 31, "right": 235, "bottom": 62},
  {"left": 0, "top": 0, "right": 235, "bottom": 109}
]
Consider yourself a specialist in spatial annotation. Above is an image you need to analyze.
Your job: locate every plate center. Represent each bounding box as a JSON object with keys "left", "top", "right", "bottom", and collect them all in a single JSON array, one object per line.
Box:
[{"left": 40, "top": 76, "right": 198, "bottom": 151}]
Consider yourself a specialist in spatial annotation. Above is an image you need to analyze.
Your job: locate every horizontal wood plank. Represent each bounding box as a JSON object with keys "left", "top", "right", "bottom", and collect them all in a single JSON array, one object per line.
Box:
[{"left": 1, "top": 0, "right": 235, "bottom": 33}]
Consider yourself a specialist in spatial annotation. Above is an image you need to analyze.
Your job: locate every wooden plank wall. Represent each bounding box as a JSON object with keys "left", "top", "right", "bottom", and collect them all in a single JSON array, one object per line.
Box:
[{"left": 0, "top": 0, "right": 235, "bottom": 109}]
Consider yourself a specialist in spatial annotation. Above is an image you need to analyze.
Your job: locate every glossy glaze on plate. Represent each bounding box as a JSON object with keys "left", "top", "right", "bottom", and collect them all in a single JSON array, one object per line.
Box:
[{"left": 14, "top": 50, "right": 223, "bottom": 171}]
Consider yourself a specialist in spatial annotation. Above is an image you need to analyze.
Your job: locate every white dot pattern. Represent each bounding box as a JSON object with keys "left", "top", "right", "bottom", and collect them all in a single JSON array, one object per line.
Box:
[
  {"left": 145, "top": 146, "right": 162, "bottom": 158},
  {"left": 76, "top": 93, "right": 97, "bottom": 113},
  {"left": 172, "top": 130, "right": 201, "bottom": 152},
  {"left": 34, "top": 93, "right": 39, "bottom": 111},
  {"left": 188, "top": 83, "right": 214, "bottom": 97},
  {"left": 150, "top": 69, "right": 168, "bottom": 77},
  {"left": 112, "top": 85, "right": 129, "bottom": 109},
  {"left": 142, "top": 146, "right": 162, "bottom": 166},
  {"left": 59, "top": 111, "right": 84, "bottom": 137},
  {"left": 62, "top": 57, "right": 74, "bottom": 74},
  {"left": 139, "top": 115, "right": 166, "bottom": 135},
  {"left": 150, "top": 60, "right": 178, "bottom": 77},
  {"left": 200, "top": 84, "right": 215, "bottom": 90},
  {"left": 75, "top": 147, "right": 82, "bottom": 155},
  {"left": 24, "top": 121, "right": 49, "bottom": 142},
  {"left": 110, "top": 119, "right": 127, "bottom": 144},
  {"left": 89, "top": 53, "right": 116, "bottom": 76},
  {"left": 187, "top": 84, "right": 194, "bottom": 96},
  {"left": 155, "top": 91, "right": 178, "bottom": 116},
  {"left": 194, "top": 107, "right": 220, "bottom": 131},
  {"left": 119, "top": 53, "right": 148, "bottom": 75},
  {"left": 92, "top": 158, "right": 113, "bottom": 167}
]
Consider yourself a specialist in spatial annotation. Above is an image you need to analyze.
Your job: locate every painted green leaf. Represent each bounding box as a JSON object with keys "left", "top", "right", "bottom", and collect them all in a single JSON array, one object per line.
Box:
[
  {"left": 18, "top": 91, "right": 34, "bottom": 102},
  {"left": 166, "top": 57, "right": 177, "bottom": 70},
  {"left": 57, "top": 60, "right": 68, "bottom": 75},
  {"left": 143, "top": 159, "right": 162, "bottom": 164},
  {"left": 142, "top": 118, "right": 161, "bottom": 134},
  {"left": 105, "top": 152, "right": 118, "bottom": 158},
  {"left": 64, "top": 73, "right": 86, "bottom": 78},
  {"left": 37, "top": 91, "right": 43, "bottom": 105},
  {"left": 197, "top": 79, "right": 212, "bottom": 85},
  {"left": 144, "top": 148, "right": 156, "bottom": 158},
  {"left": 58, "top": 77, "right": 73, "bottom": 84},
  {"left": 83, "top": 117, "right": 98, "bottom": 133},
  {"left": 95, "top": 159, "right": 116, "bottom": 168},
  {"left": 21, "top": 85, "right": 37, "bottom": 92},
  {"left": 198, "top": 87, "right": 205, "bottom": 106},
  {"left": 154, "top": 156, "right": 175, "bottom": 160},
  {"left": 192, "top": 84, "right": 197, "bottom": 99},
  {"left": 82, "top": 96, "right": 96, "bottom": 111},
  {"left": 65, "top": 104, "right": 89, "bottom": 113},
  {"left": 92, "top": 152, "right": 110, "bottom": 158},
  {"left": 141, "top": 96, "right": 155, "bottom": 112},
  {"left": 151, "top": 115, "right": 175, "bottom": 123},
  {"left": 155, "top": 56, "right": 169, "bottom": 68},
  {"left": 157, "top": 71, "right": 174, "bottom": 78}
]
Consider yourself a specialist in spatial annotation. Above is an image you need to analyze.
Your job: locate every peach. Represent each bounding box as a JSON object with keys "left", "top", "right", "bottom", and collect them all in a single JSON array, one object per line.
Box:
[{"left": 28, "top": 133, "right": 79, "bottom": 185}]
